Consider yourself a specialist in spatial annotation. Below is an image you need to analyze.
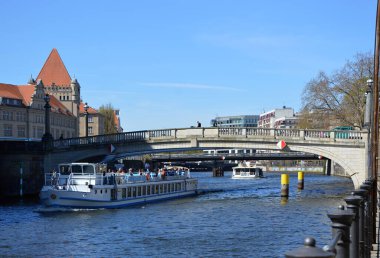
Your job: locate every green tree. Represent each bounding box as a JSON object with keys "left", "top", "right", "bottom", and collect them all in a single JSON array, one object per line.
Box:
[
  {"left": 300, "top": 52, "right": 373, "bottom": 129},
  {"left": 99, "top": 103, "right": 117, "bottom": 134}
]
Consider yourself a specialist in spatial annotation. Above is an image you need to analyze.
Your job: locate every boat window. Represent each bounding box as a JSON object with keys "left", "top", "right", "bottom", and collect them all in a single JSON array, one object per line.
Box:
[
  {"left": 122, "top": 188, "right": 126, "bottom": 198},
  {"left": 137, "top": 187, "right": 141, "bottom": 196},
  {"left": 71, "top": 165, "right": 82, "bottom": 173},
  {"left": 59, "top": 165, "right": 71, "bottom": 175},
  {"left": 147, "top": 186, "right": 151, "bottom": 195},
  {"left": 142, "top": 186, "right": 146, "bottom": 196},
  {"left": 83, "top": 165, "right": 95, "bottom": 174},
  {"left": 159, "top": 184, "right": 163, "bottom": 193},
  {"left": 95, "top": 190, "right": 97, "bottom": 194},
  {"left": 132, "top": 187, "right": 136, "bottom": 197},
  {"left": 127, "top": 187, "right": 132, "bottom": 198},
  {"left": 155, "top": 185, "right": 159, "bottom": 194}
]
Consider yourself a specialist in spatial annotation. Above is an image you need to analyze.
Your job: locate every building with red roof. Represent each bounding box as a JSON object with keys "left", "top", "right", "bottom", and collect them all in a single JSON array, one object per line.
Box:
[
  {"left": 0, "top": 48, "right": 121, "bottom": 139},
  {"left": 79, "top": 102, "right": 105, "bottom": 136},
  {"left": 0, "top": 80, "right": 76, "bottom": 139}
]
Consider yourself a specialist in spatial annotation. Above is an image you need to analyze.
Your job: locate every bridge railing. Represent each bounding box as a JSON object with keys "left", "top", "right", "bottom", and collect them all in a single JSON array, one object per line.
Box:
[{"left": 52, "top": 127, "right": 366, "bottom": 149}]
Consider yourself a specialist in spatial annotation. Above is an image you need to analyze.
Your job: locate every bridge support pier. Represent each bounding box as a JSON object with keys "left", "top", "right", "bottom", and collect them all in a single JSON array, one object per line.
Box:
[
  {"left": 325, "top": 159, "right": 332, "bottom": 176},
  {"left": 212, "top": 160, "right": 224, "bottom": 177}
]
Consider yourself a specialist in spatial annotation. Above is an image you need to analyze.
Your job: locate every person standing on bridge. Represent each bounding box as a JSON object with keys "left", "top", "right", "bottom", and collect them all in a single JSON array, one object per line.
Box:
[{"left": 197, "top": 121, "right": 201, "bottom": 127}]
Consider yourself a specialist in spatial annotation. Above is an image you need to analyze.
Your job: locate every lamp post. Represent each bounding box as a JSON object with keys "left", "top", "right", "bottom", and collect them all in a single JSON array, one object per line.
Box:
[
  {"left": 42, "top": 94, "right": 53, "bottom": 148},
  {"left": 365, "top": 79, "right": 373, "bottom": 127},
  {"left": 365, "top": 79, "right": 373, "bottom": 179},
  {"left": 84, "top": 102, "right": 89, "bottom": 137}
]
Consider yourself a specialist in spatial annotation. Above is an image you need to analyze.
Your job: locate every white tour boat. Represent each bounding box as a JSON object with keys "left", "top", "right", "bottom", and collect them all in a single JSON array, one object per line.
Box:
[
  {"left": 232, "top": 162, "right": 264, "bottom": 179},
  {"left": 40, "top": 163, "right": 198, "bottom": 209}
]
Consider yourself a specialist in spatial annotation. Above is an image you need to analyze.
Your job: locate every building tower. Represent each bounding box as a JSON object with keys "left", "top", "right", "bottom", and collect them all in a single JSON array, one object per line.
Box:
[{"left": 35, "top": 48, "right": 81, "bottom": 136}]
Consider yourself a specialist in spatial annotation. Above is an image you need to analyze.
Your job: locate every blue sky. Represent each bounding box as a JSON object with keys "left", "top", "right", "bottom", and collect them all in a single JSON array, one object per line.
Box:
[{"left": 0, "top": 0, "right": 377, "bottom": 131}]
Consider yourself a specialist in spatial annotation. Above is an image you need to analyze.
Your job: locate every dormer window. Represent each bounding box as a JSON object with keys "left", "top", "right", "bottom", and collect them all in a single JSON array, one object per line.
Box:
[{"left": 1, "top": 97, "right": 22, "bottom": 106}]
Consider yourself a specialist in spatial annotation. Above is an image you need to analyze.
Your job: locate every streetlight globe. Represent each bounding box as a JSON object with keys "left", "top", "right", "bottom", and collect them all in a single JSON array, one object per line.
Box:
[
  {"left": 43, "top": 94, "right": 50, "bottom": 103},
  {"left": 367, "top": 79, "right": 373, "bottom": 87},
  {"left": 84, "top": 102, "right": 89, "bottom": 112}
]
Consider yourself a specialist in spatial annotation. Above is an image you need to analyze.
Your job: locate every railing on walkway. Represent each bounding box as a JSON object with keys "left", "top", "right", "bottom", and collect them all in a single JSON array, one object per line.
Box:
[
  {"left": 285, "top": 179, "right": 376, "bottom": 258},
  {"left": 52, "top": 127, "right": 366, "bottom": 149}
]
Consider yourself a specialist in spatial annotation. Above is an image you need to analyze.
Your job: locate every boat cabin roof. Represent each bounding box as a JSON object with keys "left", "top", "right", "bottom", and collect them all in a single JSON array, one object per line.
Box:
[{"left": 58, "top": 163, "right": 104, "bottom": 175}]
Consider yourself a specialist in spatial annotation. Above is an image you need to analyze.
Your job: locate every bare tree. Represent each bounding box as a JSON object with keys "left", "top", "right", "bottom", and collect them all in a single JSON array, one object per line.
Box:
[
  {"left": 300, "top": 52, "right": 373, "bottom": 129},
  {"left": 99, "top": 103, "right": 117, "bottom": 134}
]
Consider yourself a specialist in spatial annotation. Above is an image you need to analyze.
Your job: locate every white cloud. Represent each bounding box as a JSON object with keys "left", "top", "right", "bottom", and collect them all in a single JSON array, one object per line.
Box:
[{"left": 140, "top": 82, "right": 245, "bottom": 92}]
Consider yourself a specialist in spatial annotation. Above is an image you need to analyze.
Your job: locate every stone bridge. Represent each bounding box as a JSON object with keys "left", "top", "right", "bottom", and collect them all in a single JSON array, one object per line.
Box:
[{"left": 44, "top": 127, "right": 369, "bottom": 189}]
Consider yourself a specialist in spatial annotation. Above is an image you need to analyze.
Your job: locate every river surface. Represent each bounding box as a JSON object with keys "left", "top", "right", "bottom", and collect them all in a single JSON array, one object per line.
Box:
[{"left": 0, "top": 171, "right": 353, "bottom": 257}]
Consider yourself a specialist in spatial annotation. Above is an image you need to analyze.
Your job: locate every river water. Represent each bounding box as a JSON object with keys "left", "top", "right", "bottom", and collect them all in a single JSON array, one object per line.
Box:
[{"left": 0, "top": 171, "right": 353, "bottom": 257}]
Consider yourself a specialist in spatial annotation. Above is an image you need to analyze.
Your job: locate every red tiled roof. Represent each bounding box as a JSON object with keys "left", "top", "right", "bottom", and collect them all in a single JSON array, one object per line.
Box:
[
  {"left": 17, "top": 84, "right": 36, "bottom": 105},
  {"left": 0, "top": 83, "right": 73, "bottom": 116},
  {"left": 79, "top": 102, "right": 99, "bottom": 114},
  {"left": 36, "top": 48, "right": 72, "bottom": 87},
  {"left": 0, "top": 83, "right": 26, "bottom": 104}
]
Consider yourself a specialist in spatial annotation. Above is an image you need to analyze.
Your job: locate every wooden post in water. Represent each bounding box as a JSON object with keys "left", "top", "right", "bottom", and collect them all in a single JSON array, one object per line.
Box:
[{"left": 281, "top": 174, "right": 289, "bottom": 197}]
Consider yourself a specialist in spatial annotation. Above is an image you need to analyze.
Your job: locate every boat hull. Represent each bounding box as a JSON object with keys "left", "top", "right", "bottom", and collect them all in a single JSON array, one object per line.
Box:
[{"left": 42, "top": 189, "right": 197, "bottom": 209}]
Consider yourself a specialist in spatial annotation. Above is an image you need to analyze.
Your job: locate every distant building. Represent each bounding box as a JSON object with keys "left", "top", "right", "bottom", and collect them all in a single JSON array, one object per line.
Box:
[
  {"left": 0, "top": 48, "right": 122, "bottom": 139},
  {"left": 79, "top": 102, "right": 105, "bottom": 137},
  {"left": 114, "top": 109, "right": 123, "bottom": 133},
  {"left": 211, "top": 115, "right": 259, "bottom": 127},
  {"left": 258, "top": 106, "right": 296, "bottom": 128},
  {"left": 0, "top": 80, "right": 76, "bottom": 139},
  {"left": 208, "top": 114, "right": 259, "bottom": 157},
  {"left": 36, "top": 48, "right": 81, "bottom": 132}
]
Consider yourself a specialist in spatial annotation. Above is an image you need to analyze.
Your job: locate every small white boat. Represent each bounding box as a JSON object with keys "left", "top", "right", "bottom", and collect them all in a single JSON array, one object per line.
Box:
[
  {"left": 40, "top": 163, "right": 198, "bottom": 209},
  {"left": 232, "top": 162, "right": 264, "bottom": 179}
]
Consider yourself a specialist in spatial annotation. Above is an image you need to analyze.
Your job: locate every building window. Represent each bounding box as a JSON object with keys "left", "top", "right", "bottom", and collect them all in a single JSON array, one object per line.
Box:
[
  {"left": 16, "top": 111, "right": 25, "bottom": 121},
  {"left": 88, "top": 115, "right": 93, "bottom": 123},
  {"left": 37, "top": 127, "right": 44, "bottom": 138},
  {"left": 3, "top": 111, "right": 12, "bottom": 121},
  {"left": 4, "top": 124, "right": 12, "bottom": 136},
  {"left": 88, "top": 126, "right": 93, "bottom": 135},
  {"left": 17, "top": 126, "right": 26, "bottom": 137}
]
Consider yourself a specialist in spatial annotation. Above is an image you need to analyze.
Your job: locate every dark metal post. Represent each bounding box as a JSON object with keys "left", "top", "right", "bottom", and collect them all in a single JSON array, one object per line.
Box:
[
  {"left": 364, "top": 179, "right": 375, "bottom": 243},
  {"left": 360, "top": 183, "right": 372, "bottom": 257},
  {"left": 42, "top": 94, "right": 53, "bottom": 150},
  {"left": 285, "top": 237, "right": 334, "bottom": 258},
  {"left": 352, "top": 189, "right": 367, "bottom": 258},
  {"left": 325, "top": 209, "right": 354, "bottom": 258},
  {"left": 84, "top": 102, "right": 89, "bottom": 137},
  {"left": 344, "top": 195, "right": 362, "bottom": 258}
]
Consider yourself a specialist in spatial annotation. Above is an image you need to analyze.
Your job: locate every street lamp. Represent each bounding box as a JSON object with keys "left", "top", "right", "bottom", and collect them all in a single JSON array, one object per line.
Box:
[
  {"left": 42, "top": 94, "right": 53, "bottom": 147},
  {"left": 84, "top": 102, "right": 89, "bottom": 137},
  {"left": 365, "top": 79, "right": 373, "bottom": 179},
  {"left": 364, "top": 79, "right": 373, "bottom": 127}
]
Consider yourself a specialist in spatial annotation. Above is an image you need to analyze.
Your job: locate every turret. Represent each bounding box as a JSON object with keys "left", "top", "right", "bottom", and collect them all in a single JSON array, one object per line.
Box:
[
  {"left": 28, "top": 75, "right": 36, "bottom": 85},
  {"left": 70, "top": 77, "right": 81, "bottom": 104}
]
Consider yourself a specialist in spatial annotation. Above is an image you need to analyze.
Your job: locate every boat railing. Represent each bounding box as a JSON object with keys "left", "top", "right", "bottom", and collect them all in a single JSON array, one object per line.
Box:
[
  {"left": 44, "top": 172, "right": 59, "bottom": 186},
  {"left": 51, "top": 172, "right": 191, "bottom": 187}
]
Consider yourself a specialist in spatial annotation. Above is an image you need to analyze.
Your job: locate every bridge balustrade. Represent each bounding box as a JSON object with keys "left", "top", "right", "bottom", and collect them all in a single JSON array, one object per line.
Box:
[
  {"left": 246, "top": 128, "right": 271, "bottom": 136},
  {"left": 51, "top": 127, "right": 366, "bottom": 150},
  {"left": 148, "top": 129, "right": 172, "bottom": 138},
  {"left": 275, "top": 129, "right": 300, "bottom": 138}
]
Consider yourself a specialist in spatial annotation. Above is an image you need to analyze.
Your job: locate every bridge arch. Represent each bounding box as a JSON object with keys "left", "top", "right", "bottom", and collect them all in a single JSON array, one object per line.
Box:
[{"left": 45, "top": 127, "right": 368, "bottom": 189}]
